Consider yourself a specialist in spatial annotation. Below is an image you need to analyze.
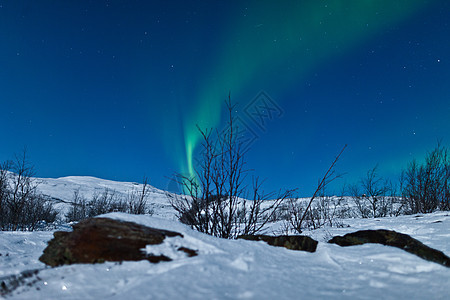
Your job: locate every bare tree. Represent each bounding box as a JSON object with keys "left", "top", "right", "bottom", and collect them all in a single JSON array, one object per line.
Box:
[
  {"left": 0, "top": 149, "right": 58, "bottom": 231},
  {"left": 363, "top": 166, "right": 392, "bottom": 217},
  {"left": 239, "top": 177, "right": 295, "bottom": 236},
  {"left": 0, "top": 160, "right": 12, "bottom": 229},
  {"left": 349, "top": 165, "right": 392, "bottom": 218},
  {"left": 7, "top": 150, "right": 38, "bottom": 230},
  {"left": 401, "top": 143, "right": 450, "bottom": 213},
  {"left": 349, "top": 165, "right": 402, "bottom": 218},
  {"left": 288, "top": 145, "right": 346, "bottom": 233},
  {"left": 170, "top": 95, "right": 295, "bottom": 239}
]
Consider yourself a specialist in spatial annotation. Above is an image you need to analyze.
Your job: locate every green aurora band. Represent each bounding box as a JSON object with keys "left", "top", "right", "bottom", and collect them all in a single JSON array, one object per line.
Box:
[{"left": 182, "top": 0, "right": 429, "bottom": 177}]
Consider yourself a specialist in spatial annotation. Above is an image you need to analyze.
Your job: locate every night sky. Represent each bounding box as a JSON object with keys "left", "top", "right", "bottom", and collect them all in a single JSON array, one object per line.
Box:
[{"left": 1, "top": 1, "right": 449, "bottom": 195}]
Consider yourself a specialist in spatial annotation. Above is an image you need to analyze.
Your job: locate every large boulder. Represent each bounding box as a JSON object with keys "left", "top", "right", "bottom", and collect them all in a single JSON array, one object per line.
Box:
[
  {"left": 39, "top": 218, "right": 197, "bottom": 267},
  {"left": 328, "top": 229, "right": 450, "bottom": 267},
  {"left": 238, "top": 235, "right": 318, "bottom": 253}
]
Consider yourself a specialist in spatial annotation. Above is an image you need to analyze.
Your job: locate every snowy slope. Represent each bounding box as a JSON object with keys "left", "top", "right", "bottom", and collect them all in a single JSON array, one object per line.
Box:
[
  {"left": 1, "top": 212, "right": 449, "bottom": 299},
  {"left": 34, "top": 175, "right": 309, "bottom": 222},
  {"left": 36, "top": 175, "right": 177, "bottom": 219}
]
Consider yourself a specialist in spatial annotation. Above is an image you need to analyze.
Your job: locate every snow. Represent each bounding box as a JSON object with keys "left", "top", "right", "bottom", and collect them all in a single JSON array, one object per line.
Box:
[
  {"left": 1, "top": 210, "right": 449, "bottom": 299},
  {"left": 36, "top": 175, "right": 177, "bottom": 219},
  {"left": 1, "top": 175, "right": 449, "bottom": 298}
]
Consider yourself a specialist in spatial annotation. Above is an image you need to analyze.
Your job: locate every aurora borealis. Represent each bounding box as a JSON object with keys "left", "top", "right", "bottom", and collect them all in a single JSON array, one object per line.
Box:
[
  {"left": 1, "top": 1, "right": 449, "bottom": 195},
  {"left": 182, "top": 0, "right": 428, "bottom": 178}
]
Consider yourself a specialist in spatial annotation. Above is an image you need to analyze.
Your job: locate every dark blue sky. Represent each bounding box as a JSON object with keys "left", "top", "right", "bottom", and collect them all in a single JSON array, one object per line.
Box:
[{"left": 1, "top": 1, "right": 449, "bottom": 195}]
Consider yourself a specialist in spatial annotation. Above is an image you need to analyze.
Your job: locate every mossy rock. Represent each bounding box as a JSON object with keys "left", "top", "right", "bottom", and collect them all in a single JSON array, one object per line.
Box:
[
  {"left": 238, "top": 235, "right": 318, "bottom": 252},
  {"left": 39, "top": 217, "right": 197, "bottom": 267},
  {"left": 328, "top": 229, "right": 450, "bottom": 268}
]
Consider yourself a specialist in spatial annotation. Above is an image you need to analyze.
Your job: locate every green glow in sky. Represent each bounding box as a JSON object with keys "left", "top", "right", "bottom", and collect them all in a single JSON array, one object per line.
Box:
[{"left": 182, "top": 0, "right": 426, "bottom": 177}]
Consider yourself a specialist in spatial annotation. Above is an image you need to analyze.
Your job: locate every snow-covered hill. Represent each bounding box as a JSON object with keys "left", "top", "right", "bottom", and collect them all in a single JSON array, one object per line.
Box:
[
  {"left": 36, "top": 175, "right": 177, "bottom": 220},
  {"left": 1, "top": 212, "right": 449, "bottom": 299}
]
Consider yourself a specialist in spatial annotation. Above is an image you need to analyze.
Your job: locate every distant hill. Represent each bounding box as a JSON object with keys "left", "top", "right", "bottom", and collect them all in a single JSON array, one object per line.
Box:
[{"left": 35, "top": 175, "right": 177, "bottom": 220}]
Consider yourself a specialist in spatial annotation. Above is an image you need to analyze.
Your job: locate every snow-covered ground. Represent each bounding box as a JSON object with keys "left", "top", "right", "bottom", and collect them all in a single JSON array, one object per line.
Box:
[{"left": 1, "top": 210, "right": 449, "bottom": 299}]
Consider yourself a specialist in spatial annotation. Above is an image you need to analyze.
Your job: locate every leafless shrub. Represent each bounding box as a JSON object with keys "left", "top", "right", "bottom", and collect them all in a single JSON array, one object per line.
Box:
[
  {"left": 126, "top": 177, "right": 151, "bottom": 215},
  {"left": 348, "top": 165, "right": 399, "bottom": 218},
  {"left": 348, "top": 183, "right": 369, "bottom": 218},
  {"left": 65, "top": 189, "right": 88, "bottom": 222},
  {"left": 22, "top": 194, "right": 58, "bottom": 231},
  {"left": 401, "top": 142, "right": 450, "bottom": 213},
  {"left": 87, "top": 189, "right": 124, "bottom": 217},
  {"left": 66, "top": 189, "right": 124, "bottom": 222},
  {"left": 287, "top": 192, "right": 346, "bottom": 232},
  {"left": 0, "top": 161, "right": 11, "bottom": 229},
  {"left": 286, "top": 198, "right": 306, "bottom": 233},
  {"left": 0, "top": 150, "right": 58, "bottom": 231},
  {"left": 66, "top": 177, "right": 152, "bottom": 222},
  {"left": 316, "top": 193, "right": 346, "bottom": 228},
  {"left": 386, "top": 181, "right": 405, "bottom": 217},
  {"left": 238, "top": 178, "right": 295, "bottom": 236}
]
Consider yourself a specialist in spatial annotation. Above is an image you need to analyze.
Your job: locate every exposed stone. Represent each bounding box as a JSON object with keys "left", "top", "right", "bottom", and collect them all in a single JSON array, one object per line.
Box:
[
  {"left": 39, "top": 218, "right": 197, "bottom": 267},
  {"left": 238, "top": 235, "right": 318, "bottom": 253},
  {"left": 328, "top": 229, "right": 450, "bottom": 268}
]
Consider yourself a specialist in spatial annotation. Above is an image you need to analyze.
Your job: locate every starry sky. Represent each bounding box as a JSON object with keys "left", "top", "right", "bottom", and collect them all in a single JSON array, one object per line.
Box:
[{"left": 1, "top": 1, "right": 449, "bottom": 195}]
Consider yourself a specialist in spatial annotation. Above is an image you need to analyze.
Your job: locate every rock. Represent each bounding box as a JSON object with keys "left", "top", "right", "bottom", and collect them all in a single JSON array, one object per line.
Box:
[
  {"left": 328, "top": 229, "right": 450, "bottom": 268},
  {"left": 238, "top": 235, "right": 318, "bottom": 253},
  {"left": 39, "top": 218, "right": 197, "bottom": 267}
]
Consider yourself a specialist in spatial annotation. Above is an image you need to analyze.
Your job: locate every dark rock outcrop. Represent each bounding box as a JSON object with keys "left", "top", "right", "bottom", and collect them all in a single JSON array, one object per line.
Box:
[
  {"left": 238, "top": 235, "right": 318, "bottom": 253},
  {"left": 39, "top": 218, "right": 197, "bottom": 267},
  {"left": 328, "top": 229, "right": 450, "bottom": 268}
]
